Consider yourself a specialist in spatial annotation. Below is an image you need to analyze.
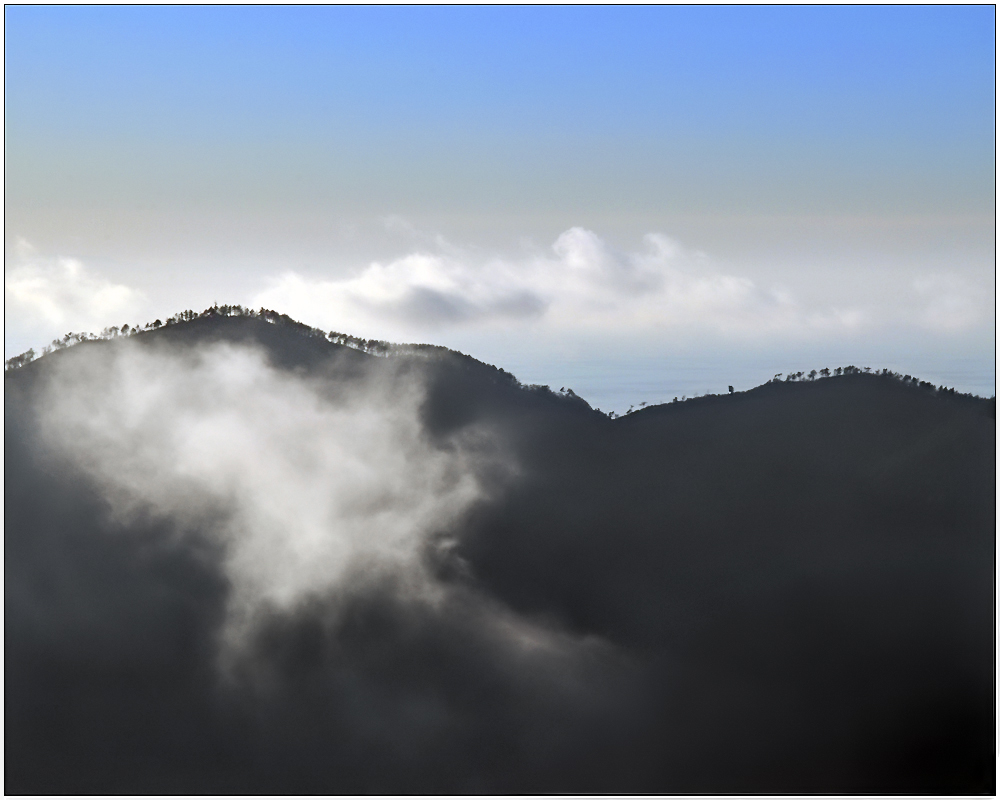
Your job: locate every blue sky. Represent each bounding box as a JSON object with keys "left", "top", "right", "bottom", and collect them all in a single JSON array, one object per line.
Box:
[
  {"left": 7, "top": 6, "right": 993, "bottom": 212},
  {"left": 5, "top": 6, "right": 996, "bottom": 406}
]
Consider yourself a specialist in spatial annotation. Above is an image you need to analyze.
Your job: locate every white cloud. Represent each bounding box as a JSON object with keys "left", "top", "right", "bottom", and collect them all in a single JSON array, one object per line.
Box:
[
  {"left": 5, "top": 242, "right": 144, "bottom": 349},
  {"left": 252, "top": 227, "right": 875, "bottom": 343}
]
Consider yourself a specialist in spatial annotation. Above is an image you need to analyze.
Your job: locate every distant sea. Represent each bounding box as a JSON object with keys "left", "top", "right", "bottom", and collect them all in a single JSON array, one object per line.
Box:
[{"left": 497, "top": 352, "right": 996, "bottom": 415}]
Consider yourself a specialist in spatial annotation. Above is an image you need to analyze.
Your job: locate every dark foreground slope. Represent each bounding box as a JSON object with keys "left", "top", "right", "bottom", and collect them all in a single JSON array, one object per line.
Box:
[{"left": 5, "top": 315, "right": 995, "bottom": 793}]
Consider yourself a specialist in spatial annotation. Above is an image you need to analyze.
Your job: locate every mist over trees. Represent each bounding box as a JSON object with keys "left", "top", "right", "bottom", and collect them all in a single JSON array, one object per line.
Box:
[{"left": 5, "top": 310, "right": 994, "bottom": 793}]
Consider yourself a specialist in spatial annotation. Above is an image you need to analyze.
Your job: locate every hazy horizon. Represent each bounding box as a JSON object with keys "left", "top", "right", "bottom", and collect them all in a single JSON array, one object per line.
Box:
[{"left": 6, "top": 6, "right": 996, "bottom": 408}]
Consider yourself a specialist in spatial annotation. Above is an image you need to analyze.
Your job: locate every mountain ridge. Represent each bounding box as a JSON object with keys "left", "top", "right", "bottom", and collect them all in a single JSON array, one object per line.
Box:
[
  {"left": 5, "top": 303, "right": 994, "bottom": 793},
  {"left": 6, "top": 305, "right": 993, "bottom": 419}
]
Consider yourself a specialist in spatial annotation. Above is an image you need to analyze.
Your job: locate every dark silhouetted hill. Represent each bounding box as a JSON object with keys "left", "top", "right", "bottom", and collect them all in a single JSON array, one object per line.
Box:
[{"left": 5, "top": 311, "right": 995, "bottom": 794}]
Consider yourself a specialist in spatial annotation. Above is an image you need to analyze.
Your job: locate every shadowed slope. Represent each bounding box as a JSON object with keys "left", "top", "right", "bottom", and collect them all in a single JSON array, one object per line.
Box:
[{"left": 5, "top": 313, "right": 994, "bottom": 793}]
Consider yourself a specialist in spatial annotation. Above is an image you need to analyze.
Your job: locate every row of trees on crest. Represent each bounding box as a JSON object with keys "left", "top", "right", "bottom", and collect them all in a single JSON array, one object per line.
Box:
[
  {"left": 2, "top": 307, "right": 980, "bottom": 405},
  {"left": 769, "top": 365, "right": 966, "bottom": 395},
  {"left": 4, "top": 304, "right": 423, "bottom": 371}
]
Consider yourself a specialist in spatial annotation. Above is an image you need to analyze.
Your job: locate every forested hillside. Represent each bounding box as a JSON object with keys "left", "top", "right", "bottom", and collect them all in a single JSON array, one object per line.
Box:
[{"left": 6, "top": 311, "right": 994, "bottom": 793}]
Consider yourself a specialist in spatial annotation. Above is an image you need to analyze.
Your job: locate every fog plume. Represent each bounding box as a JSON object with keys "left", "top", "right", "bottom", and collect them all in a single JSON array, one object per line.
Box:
[{"left": 37, "top": 340, "right": 492, "bottom": 646}]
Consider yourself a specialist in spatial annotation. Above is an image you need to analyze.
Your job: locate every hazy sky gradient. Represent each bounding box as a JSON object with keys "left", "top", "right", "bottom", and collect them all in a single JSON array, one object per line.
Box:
[{"left": 5, "top": 6, "right": 995, "bottom": 407}]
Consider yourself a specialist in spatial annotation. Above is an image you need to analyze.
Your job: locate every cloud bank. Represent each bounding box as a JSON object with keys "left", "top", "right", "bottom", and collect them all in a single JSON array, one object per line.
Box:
[
  {"left": 254, "top": 228, "right": 797, "bottom": 339},
  {"left": 253, "top": 226, "right": 990, "bottom": 343},
  {"left": 6, "top": 228, "right": 991, "bottom": 363}
]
